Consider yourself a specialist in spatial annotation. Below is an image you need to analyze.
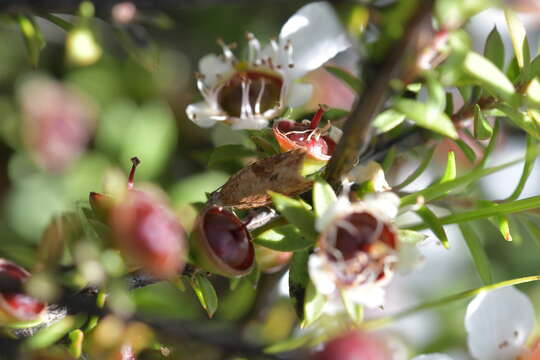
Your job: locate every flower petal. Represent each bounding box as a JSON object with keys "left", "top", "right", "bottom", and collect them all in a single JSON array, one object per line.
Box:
[
  {"left": 396, "top": 242, "right": 424, "bottom": 275},
  {"left": 344, "top": 282, "right": 386, "bottom": 308},
  {"left": 465, "top": 286, "right": 535, "bottom": 360},
  {"left": 279, "top": 2, "right": 351, "bottom": 79},
  {"left": 315, "top": 194, "right": 352, "bottom": 232},
  {"left": 185, "top": 101, "right": 224, "bottom": 128},
  {"left": 308, "top": 252, "right": 336, "bottom": 295},
  {"left": 230, "top": 115, "right": 269, "bottom": 130},
  {"left": 361, "top": 192, "right": 400, "bottom": 220},
  {"left": 346, "top": 161, "right": 390, "bottom": 192},
  {"left": 411, "top": 354, "right": 454, "bottom": 360},
  {"left": 285, "top": 82, "right": 313, "bottom": 108},
  {"left": 199, "top": 54, "right": 234, "bottom": 87}
]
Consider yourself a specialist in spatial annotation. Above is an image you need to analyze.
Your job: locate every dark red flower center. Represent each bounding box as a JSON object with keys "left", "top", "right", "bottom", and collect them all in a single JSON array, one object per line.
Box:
[
  {"left": 3, "top": 293, "right": 46, "bottom": 317},
  {"left": 203, "top": 207, "right": 254, "bottom": 271},
  {"left": 218, "top": 70, "right": 283, "bottom": 117}
]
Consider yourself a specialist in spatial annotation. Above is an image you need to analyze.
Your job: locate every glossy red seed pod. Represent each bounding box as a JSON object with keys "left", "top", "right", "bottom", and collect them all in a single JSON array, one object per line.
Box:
[
  {"left": 312, "top": 331, "right": 392, "bottom": 360},
  {"left": 191, "top": 206, "right": 254, "bottom": 277},
  {"left": 0, "top": 259, "right": 47, "bottom": 325}
]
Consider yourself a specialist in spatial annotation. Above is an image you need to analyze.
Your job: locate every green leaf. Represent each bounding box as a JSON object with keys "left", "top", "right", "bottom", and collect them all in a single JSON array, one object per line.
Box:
[
  {"left": 459, "top": 222, "right": 492, "bottom": 285},
  {"left": 496, "top": 104, "right": 540, "bottom": 140},
  {"left": 15, "top": 15, "right": 45, "bottom": 67},
  {"left": 190, "top": 274, "right": 218, "bottom": 318},
  {"left": 455, "top": 139, "right": 477, "bottom": 163},
  {"left": 25, "top": 315, "right": 86, "bottom": 350},
  {"left": 440, "top": 151, "right": 456, "bottom": 183},
  {"left": 507, "top": 135, "right": 537, "bottom": 201},
  {"left": 395, "top": 146, "right": 436, "bottom": 190},
  {"left": 269, "top": 192, "right": 318, "bottom": 241},
  {"left": 382, "top": 146, "right": 397, "bottom": 172},
  {"left": 505, "top": 9, "right": 528, "bottom": 68},
  {"left": 289, "top": 249, "right": 311, "bottom": 319},
  {"left": 68, "top": 329, "right": 84, "bottom": 358},
  {"left": 324, "top": 108, "right": 350, "bottom": 120},
  {"left": 394, "top": 99, "right": 458, "bottom": 139},
  {"left": 397, "top": 229, "right": 428, "bottom": 244},
  {"left": 41, "top": 14, "right": 74, "bottom": 31},
  {"left": 415, "top": 205, "right": 449, "bottom": 249},
  {"left": 302, "top": 281, "right": 326, "bottom": 327},
  {"left": 484, "top": 26, "right": 505, "bottom": 69},
  {"left": 473, "top": 105, "right": 493, "bottom": 140},
  {"left": 490, "top": 214, "right": 512, "bottom": 241},
  {"left": 479, "top": 119, "right": 501, "bottom": 169},
  {"left": 324, "top": 65, "right": 362, "bottom": 94},
  {"left": 254, "top": 224, "right": 313, "bottom": 251},
  {"left": 312, "top": 178, "right": 337, "bottom": 219},
  {"left": 208, "top": 144, "right": 257, "bottom": 169},
  {"left": 340, "top": 290, "right": 364, "bottom": 324},
  {"left": 426, "top": 75, "right": 446, "bottom": 111},
  {"left": 463, "top": 52, "right": 516, "bottom": 103},
  {"left": 373, "top": 109, "right": 406, "bottom": 133},
  {"left": 529, "top": 55, "right": 540, "bottom": 80}
]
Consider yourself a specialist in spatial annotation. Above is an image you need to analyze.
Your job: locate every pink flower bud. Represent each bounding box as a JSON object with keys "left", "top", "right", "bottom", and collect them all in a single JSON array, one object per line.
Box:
[
  {"left": 312, "top": 331, "right": 392, "bottom": 360},
  {"left": 191, "top": 206, "right": 254, "bottom": 277},
  {"left": 0, "top": 259, "right": 46, "bottom": 326}
]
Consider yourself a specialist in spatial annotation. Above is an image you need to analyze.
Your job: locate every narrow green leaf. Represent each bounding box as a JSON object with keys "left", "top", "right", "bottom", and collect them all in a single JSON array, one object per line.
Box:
[
  {"left": 394, "top": 99, "right": 458, "bottom": 139},
  {"left": 479, "top": 119, "right": 501, "bottom": 169},
  {"left": 313, "top": 178, "right": 337, "bottom": 219},
  {"left": 324, "top": 65, "right": 362, "bottom": 94},
  {"left": 41, "top": 13, "right": 74, "bottom": 31},
  {"left": 507, "top": 135, "right": 537, "bottom": 201},
  {"left": 395, "top": 147, "right": 436, "bottom": 190},
  {"left": 455, "top": 139, "right": 477, "bottom": 163},
  {"left": 382, "top": 146, "right": 397, "bottom": 172},
  {"left": 25, "top": 314, "right": 85, "bottom": 350},
  {"left": 484, "top": 26, "right": 505, "bottom": 69},
  {"left": 426, "top": 75, "right": 446, "bottom": 111},
  {"left": 463, "top": 52, "right": 516, "bottom": 103},
  {"left": 440, "top": 151, "right": 456, "bottom": 183},
  {"left": 504, "top": 9, "right": 528, "bottom": 68},
  {"left": 496, "top": 104, "right": 540, "bottom": 140},
  {"left": 459, "top": 222, "right": 492, "bottom": 285},
  {"left": 490, "top": 214, "right": 513, "bottom": 241},
  {"left": 340, "top": 290, "right": 364, "bottom": 324},
  {"left": 529, "top": 55, "right": 540, "bottom": 80},
  {"left": 373, "top": 109, "right": 406, "bottom": 133},
  {"left": 191, "top": 274, "right": 218, "bottom": 318},
  {"left": 289, "top": 249, "right": 311, "bottom": 319},
  {"left": 15, "top": 15, "right": 45, "bottom": 67},
  {"left": 254, "top": 224, "right": 313, "bottom": 251},
  {"left": 473, "top": 105, "right": 493, "bottom": 140},
  {"left": 397, "top": 229, "right": 428, "bottom": 244},
  {"left": 265, "top": 333, "right": 313, "bottom": 354},
  {"left": 269, "top": 192, "right": 318, "bottom": 241},
  {"left": 415, "top": 205, "right": 449, "bottom": 249},
  {"left": 302, "top": 281, "right": 326, "bottom": 327},
  {"left": 250, "top": 135, "right": 279, "bottom": 155}
]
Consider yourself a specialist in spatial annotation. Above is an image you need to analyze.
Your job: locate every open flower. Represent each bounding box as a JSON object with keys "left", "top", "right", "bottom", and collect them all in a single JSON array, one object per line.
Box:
[
  {"left": 309, "top": 190, "right": 419, "bottom": 310},
  {"left": 186, "top": 1, "right": 351, "bottom": 130},
  {"left": 413, "top": 286, "right": 536, "bottom": 360}
]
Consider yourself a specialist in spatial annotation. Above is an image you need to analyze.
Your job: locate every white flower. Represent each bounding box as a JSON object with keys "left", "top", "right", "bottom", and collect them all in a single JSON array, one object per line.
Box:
[
  {"left": 346, "top": 161, "right": 391, "bottom": 192},
  {"left": 309, "top": 190, "right": 420, "bottom": 311},
  {"left": 186, "top": 2, "right": 351, "bottom": 130},
  {"left": 414, "top": 286, "right": 536, "bottom": 360}
]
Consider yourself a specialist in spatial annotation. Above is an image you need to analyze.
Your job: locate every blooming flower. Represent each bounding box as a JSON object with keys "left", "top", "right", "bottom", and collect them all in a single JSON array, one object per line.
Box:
[
  {"left": 413, "top": 286, "right": 536, "bottom": 360},
  {"left": 309, "top": 188, "right": 420, "bottom": 310},
  {"left": 186, "top": 1, "right": 351, "bottom": 130}
]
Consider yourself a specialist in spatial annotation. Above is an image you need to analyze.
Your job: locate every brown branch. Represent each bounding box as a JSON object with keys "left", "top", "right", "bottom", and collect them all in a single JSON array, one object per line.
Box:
[{"left": 324, "top": 0, "right": 436, "bottom": 185}]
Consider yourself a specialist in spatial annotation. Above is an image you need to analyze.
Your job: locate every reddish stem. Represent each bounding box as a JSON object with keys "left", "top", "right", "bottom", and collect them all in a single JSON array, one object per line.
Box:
[
  {"left": 310, "top": 105, "right": 327, "bottom": 129},
  {"left": 127, "top": 157, "right": 141, "bottom": 190}
]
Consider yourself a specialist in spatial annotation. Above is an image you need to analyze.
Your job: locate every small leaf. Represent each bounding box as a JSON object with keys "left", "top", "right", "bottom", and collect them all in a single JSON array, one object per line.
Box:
[
  {"left": 426, "top": 75, "right": 446, "bottom": 111},
  {"left": 484, "top": 26, "right": 505, "bottom": 69},
  {"left": 395, "top": 146, "right": 436, "bottom": 190},
  {"left": 489, "top": 214, "right": 512, "bottom": 241},
  {"left": 25, "top": 315, "right": 85, "bottom": 350},
  {"left": 479, "top": 119, "right": 501, "bottom": 169},
  {"left": 340, "top": 290, "right": 363, "bottom": 324},
  {"left": 455, "top": 139, "right": 477, "bottom": 163},
  {"left": 289, "top": 249, "right": 311, "bottom": 319},
  {"left": 302, "top": 281, "right": 326, "bottom": 327},
  {"left": 525, "top": 78, "right": 540, "bottom": 108},
  {"left": 463, "top": 52, "right": 516, "bottom": 103},
  {"left": 190, "top": 274, "right": 218, "bottom": 318},
  {"left": 496, "top": 104, "right": 540, "bottom": 140},
  {"left": 373, "top": 109, "right": 406, "bottom": 133},
  {"left": 269, "top": 191, "right": 318, "bottom": 241},
  {"left": 504, "top": 9, "right": 528, "bottom": 68},
  {"left": 440, "top": 151, "right": 456, "bottom": 183},
  {"left": 507, "top": 135, "right": 536, "bottom": 201},
  {"left": 312, "top": 178, "right": 337, "bottom": 219},
  {"left": 459, "top": 222, "right": 492, "bottom": 285},
  {"left": 68, "top": 329, "right": 84, "bottom": 358},
  {"left": 394, "top": 99, "right": 458, "bottom": 139},
  {"left": 324, "top": 65, "right": 362, "bottom": 94},
  {"left": 250, "top": 135, "right": 279, "bottom": 155},
  {"left": 382, "top": 146, "right": 397, "bottom": 172},
  {"left": 254, "top": 224, "right": 313, "bottom": 251},
  {"left": 15, "top": 15, "right": 45, "bottom": 67},
  {"left": 473, "top": 105, "right": 493, "bottom": 140},
  {"left": 398, "top": 229, "right": 428, "bottom": 244},
  {"left": 415, "top": 205, "right": 449, "bottom": 249}
]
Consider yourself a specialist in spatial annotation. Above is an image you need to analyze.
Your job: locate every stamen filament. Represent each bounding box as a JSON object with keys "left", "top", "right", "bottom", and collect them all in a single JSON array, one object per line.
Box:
[{"left": 128, "top": 157, "right": 141, "bottom": 190}]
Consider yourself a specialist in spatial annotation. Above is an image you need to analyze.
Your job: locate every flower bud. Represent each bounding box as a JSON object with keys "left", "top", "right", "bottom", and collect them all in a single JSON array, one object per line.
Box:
[
  {"left": 0, "top": 259, "right": 47, "bottom": 326},
  {"left": 312, "top": 331, "right": 392, "bottom": 360},
  {"left": 191, "top": 206, "right": 254, "bottom": 277},
  {"left": 89, "top": 191, "right": 115, "bottom": 222},
  {"left": 255, "top": 245, "right": 292, "bottom": 274},
  {"left": 273, "top": 106, "right": 341, "bottom": 174}
]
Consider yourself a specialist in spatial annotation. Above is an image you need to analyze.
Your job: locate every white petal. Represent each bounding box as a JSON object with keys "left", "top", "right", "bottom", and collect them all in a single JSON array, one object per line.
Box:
[
  {"left": 279, "top": 2, "right": 351, "bottom": 79},
  {"left": 308, "top": 253, "right": 336, "bottom": 295},
  {"left": 411, "top": 354, "right": 454, "bottom": 360},
  {"left": 328, "top": 125, "right": 342, "bottom": 143},
  {"left": 396, "top": 242, "right": 424, "bottom": 275},
  {"left": 285, "top": 82, "right": 313, "bottom": 108},
  {"left": 230, "top": 115, "right": 269, "bottom": 130},
  {"left": 344, "top": 283, "right": 386, "bottom": 309},
  {"left": 315, "top": 194, "right": 352, "bottom": 232},
  {"left": 361, "top": 192, "right": 400, "bottom": 220},
  {"left": 199, "top": 54, "right": 233, "bottom": 87},
  {"left": 185, "top": 101, "right": 223, "bottom": 128},
  {"left": 346, "top": 161, "right": 390, "bottom": 192},
  {"left": 465, "top": 286, "right": 535, "bottom": 360}
]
